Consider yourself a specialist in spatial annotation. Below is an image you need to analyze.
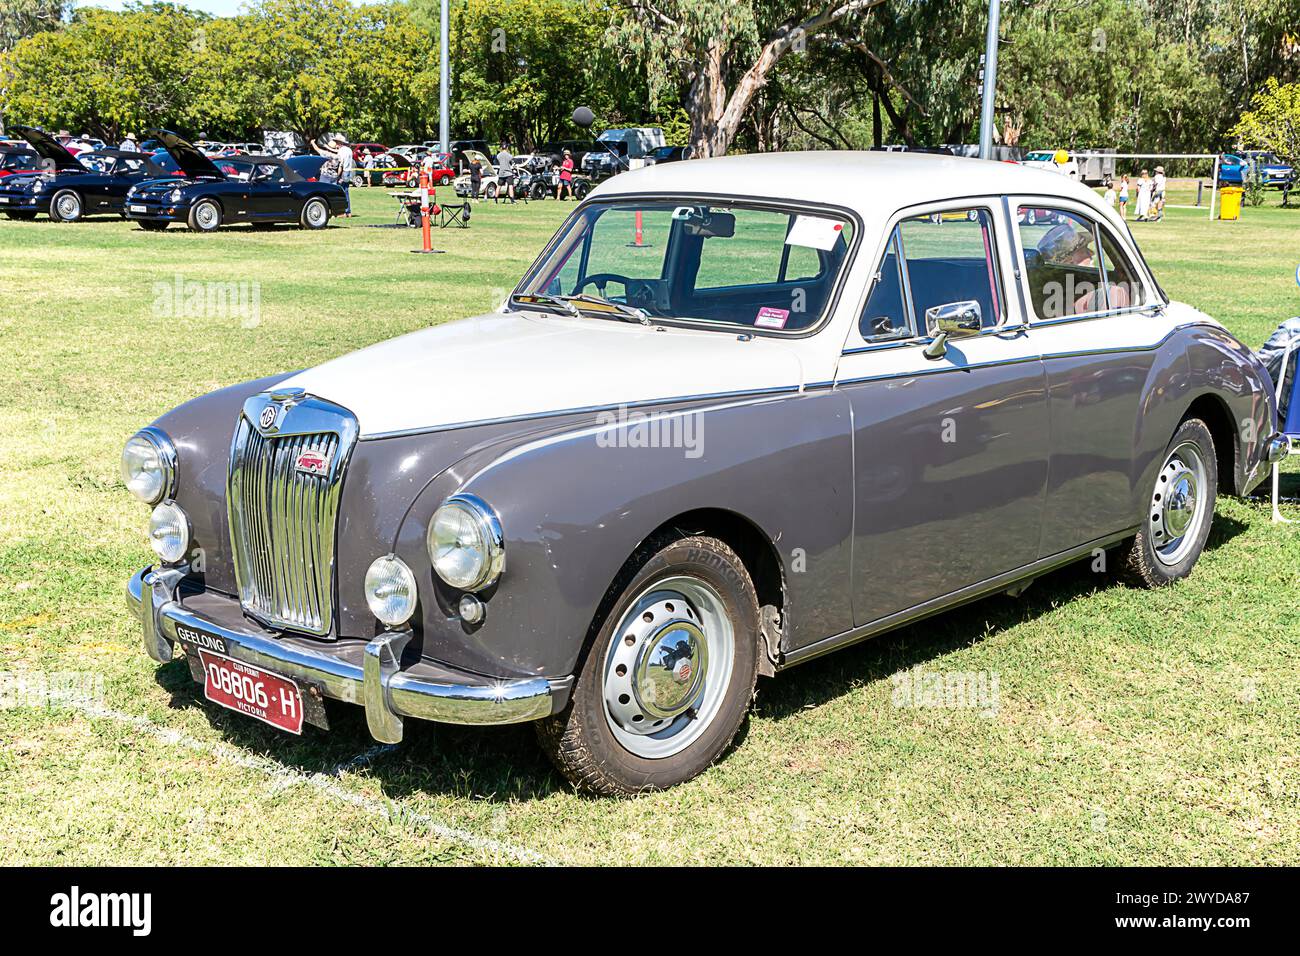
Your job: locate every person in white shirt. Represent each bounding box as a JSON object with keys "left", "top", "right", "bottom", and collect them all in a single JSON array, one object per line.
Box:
[
  {"left": 1151, "top": 166, "right": 1167, "bottom": 222},
  {"left": 1103, "top": 180, "right": 1116, "bottom": 208},
  {"left": 118, "top": 133, "right": 140, "bottom": 152},
  {"left": 1117, "top": 175, "right": 1130, "bottom": 220},
  {"left": 333, "top": 136, "right": 355, "bottom": 217}
]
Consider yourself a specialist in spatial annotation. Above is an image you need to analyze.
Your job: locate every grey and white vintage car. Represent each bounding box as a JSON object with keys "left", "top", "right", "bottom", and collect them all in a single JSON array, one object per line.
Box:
[{"left": 125, "top": 152, "right": 1286, "bottom": 794}]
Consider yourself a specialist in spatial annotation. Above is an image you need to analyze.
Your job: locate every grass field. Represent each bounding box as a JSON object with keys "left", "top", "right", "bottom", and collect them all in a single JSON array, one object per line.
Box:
[{"left": 1, "top": 185, "right": 1298, "bottom": 866}]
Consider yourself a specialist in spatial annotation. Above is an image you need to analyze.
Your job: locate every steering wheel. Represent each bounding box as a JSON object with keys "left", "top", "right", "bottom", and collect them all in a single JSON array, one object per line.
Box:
[{"left": 576, "top": 273, "right": 634, "bottom": 300}]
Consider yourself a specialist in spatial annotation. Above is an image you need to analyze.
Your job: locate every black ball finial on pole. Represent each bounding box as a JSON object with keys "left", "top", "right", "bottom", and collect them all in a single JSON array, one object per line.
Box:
[{"left": 572, "top": 107, "right": 595, "bottom": 130}]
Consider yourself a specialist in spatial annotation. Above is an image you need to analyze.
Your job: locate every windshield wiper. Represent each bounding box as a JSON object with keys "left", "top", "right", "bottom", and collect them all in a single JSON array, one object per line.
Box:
[
  {"left": 510, "top": 292, "right": 578, "bottom": 316},
  {"left": 559, "top": 294, "right": 651, "bottom": 324}
]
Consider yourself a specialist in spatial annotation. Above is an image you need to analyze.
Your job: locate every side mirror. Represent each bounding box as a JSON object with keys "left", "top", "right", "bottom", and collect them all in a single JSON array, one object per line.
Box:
[{"left": 922, "top": 300, "right": 982, "bottom": 359}]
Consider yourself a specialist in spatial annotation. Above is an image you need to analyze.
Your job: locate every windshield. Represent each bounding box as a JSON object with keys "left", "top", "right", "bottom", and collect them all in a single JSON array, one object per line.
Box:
[
  {"left": 1026, "top": 151, "right": 1054, "bottom": 162},
  {"left": 514, "top": 200, "right": 855, "bottom": 333}
]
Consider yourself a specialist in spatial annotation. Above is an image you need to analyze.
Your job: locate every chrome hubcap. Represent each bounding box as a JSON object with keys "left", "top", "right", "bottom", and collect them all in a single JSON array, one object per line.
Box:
[
  {"left": 1150, "top": 440, "right": 1209, "bottom": 566},
  {"left": 306, "top": 201, "right": 326, "bottom": 225},
  {"left": 57, "top": 194, "right": 79, "bottom": 218},
  {"left": 196, "top": 204, "right": 217, "bottom": 228},
  {"left": 603, "top": 576, "right": 734, "bottom": 760}
]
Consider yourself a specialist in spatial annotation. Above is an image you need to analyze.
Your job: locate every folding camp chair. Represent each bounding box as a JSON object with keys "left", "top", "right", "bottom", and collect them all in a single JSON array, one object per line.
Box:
[{"left": 1271, "top": 338, "right": 1300, "bottom": 522}]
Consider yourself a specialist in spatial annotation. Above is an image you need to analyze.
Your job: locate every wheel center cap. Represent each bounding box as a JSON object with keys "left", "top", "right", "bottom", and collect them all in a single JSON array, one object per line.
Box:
[
  {"left": 634, "top": 621, "right": 707, "bottom": 720},
  {"left": 1164, "top": 472, "right": 1197, "bottom": 537}
]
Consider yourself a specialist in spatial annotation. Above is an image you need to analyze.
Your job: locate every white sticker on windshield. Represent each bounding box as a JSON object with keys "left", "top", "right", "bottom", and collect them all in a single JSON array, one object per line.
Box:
[{"left": 785, "top": 215, "right": 844, "bottom": 251}]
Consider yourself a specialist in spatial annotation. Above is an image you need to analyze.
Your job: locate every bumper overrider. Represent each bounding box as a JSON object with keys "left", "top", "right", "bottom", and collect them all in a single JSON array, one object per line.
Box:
[{"left": 126, "top": 565, "right": 564, "bottom": 743}]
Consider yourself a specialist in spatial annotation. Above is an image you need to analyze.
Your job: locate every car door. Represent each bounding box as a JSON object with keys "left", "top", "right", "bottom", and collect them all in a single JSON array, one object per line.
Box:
[
  {"left": 1007, "top": 197, "right": 1167, "bottom": 553},
  {"left": 836, "top": 199, "right": 1050, "bottom": 627}
]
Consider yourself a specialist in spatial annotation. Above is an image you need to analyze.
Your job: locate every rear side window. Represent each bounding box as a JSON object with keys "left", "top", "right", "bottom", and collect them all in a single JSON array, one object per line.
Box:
[{"left": 1017, "top": 207, "right": 1105, "bottom": 318}]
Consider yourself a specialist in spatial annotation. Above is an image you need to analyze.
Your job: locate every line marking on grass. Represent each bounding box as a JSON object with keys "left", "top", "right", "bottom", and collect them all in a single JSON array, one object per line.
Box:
[{"left": 73, "top": 704, "right": 552, "bottom": 865}]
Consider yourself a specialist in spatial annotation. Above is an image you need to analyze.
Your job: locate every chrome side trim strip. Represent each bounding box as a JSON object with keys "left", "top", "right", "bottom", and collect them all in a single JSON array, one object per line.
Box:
[
  {"left": 778, "top": 529, "right": 1137, "bottom": 669},
  {"left": 359, "top": 385, "right": 803, "bottom": 441}
]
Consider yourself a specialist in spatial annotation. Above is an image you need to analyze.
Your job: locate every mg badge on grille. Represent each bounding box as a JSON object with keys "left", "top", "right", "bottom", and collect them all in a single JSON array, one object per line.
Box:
[
  {"left": 295, "top": 449, "right": 330, "bottom": 477},
  {"left": 259, "top": 405, "right": 278, "bottom": 430}
]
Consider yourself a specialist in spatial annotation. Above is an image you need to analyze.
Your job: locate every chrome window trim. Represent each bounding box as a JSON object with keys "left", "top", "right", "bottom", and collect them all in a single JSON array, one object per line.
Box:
[
  {"left": 1008, "top": 195, "right": 1157, "bottom": 324},
  {"left": 843, "top": 196, "right": 1012, "bottom": 354},
  {"left": 510, "top": 190, "right": 864, "bottom": 341}
]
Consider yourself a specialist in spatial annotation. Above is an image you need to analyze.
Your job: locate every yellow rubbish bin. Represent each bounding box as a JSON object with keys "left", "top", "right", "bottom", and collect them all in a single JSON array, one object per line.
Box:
[{"left": 1219, "top": 186, "right": 1244, "bottom": 221}]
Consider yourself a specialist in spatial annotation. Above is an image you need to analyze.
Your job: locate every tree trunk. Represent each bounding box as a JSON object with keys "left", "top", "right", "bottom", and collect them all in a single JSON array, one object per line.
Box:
[{"left": 686, "top": 40, "right": 727, "bottom": 158}]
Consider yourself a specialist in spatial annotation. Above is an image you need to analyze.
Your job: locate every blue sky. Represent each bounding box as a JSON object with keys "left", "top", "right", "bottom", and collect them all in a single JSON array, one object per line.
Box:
[{"left": 80, "top": 0, "right": 252, "bottom": 14}]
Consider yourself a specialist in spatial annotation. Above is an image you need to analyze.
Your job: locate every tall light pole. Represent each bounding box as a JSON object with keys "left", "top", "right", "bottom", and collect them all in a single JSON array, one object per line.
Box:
[
  {"left": 439, "top": 0, "right": 450, "bottom": 154},
  {"left": 978, "top": 0, "right": 1001, "bottom": 159}
]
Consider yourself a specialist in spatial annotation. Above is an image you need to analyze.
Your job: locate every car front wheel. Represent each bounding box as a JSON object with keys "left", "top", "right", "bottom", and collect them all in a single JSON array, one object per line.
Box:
[
  {"left": 536, "top": 534, "right": 760, "bottom": 795},
  {"left": 49, "top": 189, "right": 83, "bottom": 222},
  {"left": 187, "top": 199, "right": 222, "bottom": 233},
  {"left": 300, "top": 197, "right": 330, "bottom": 230},
  {"left": 1122, "top": 417, "right": 1217, "bottom": 587}
]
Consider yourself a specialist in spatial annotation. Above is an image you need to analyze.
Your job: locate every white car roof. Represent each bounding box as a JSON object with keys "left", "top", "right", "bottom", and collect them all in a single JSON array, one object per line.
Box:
[{"left": 591, "top": 150, "right": 1111, "bottom": 224}]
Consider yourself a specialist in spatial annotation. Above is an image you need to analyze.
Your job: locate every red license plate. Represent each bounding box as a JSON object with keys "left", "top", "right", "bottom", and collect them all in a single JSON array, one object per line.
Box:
[{"left": 198, "top": 649, "right": 304, "bottom": 735}]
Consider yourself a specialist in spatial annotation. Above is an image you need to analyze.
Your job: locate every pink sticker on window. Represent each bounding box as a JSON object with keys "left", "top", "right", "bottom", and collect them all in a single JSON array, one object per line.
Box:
[{"left": 755, "top": 307, "right": 790, "bottom": 329}]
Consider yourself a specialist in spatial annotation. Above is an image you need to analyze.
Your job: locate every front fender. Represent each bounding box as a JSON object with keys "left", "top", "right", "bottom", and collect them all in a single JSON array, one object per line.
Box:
[{"left": 391, "top": 390, "right": 855, "bottom": 680}]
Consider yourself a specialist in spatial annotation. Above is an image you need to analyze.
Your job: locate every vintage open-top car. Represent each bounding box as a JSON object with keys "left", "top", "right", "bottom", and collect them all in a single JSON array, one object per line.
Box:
[{"left": 124, "top": 151, "right": 1285, "bottom": 794}]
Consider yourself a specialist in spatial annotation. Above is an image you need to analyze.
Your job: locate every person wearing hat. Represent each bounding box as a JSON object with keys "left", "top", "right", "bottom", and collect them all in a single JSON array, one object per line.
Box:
[
  {"left": 1152, "top": 165, "right": 1167, "bottom": 222},
  {"left": 556, "top": 148, "right": 574, "bottom": 200},
  {"left": 119, "top": 132, "right": 140, "bottom": 152},
  {"left": 311, "top": 134, "right": 355, "bottom": 217}
]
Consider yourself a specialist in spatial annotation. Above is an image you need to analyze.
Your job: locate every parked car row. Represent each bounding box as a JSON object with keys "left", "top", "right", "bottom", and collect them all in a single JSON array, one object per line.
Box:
[
  {"left": 1217, "top": 151, "right": 1294, "bottom": 188},
  {"left": 0, "top": 126, "right": 346, "bottom": 231}
]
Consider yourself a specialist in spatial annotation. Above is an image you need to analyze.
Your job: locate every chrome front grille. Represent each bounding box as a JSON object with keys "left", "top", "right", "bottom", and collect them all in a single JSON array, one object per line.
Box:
[{"left": 227, "top": 391, "right": 359, "bottom": 637}]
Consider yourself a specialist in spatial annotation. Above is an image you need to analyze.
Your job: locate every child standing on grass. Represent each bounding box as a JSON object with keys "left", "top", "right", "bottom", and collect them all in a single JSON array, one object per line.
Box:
[
  {"left": 1118, "top": 175, "right": 1129, "bottom": 219},
  {"left": 1103, "top": 179, "right": 1117, "bottom": 208}
]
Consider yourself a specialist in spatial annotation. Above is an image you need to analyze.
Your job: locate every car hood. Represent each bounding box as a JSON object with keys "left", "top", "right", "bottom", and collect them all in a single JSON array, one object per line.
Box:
[
  {"left": 280, "top": 311, "right": 808, "bottom": 438},
  {"left": 148, "top": 128, "right": 225, "bottom": 180},
  {"left": 10, "top": 125, "right": 85, "bottom": 172}
]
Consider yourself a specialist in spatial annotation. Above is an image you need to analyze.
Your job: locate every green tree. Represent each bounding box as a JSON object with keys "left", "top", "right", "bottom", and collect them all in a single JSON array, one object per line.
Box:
[
  {"left": 607, "top": 0, "right": 886, "bottom": 157},
  {"left": 1233, "top": 78, "right": 1300, "bottom": 204}
]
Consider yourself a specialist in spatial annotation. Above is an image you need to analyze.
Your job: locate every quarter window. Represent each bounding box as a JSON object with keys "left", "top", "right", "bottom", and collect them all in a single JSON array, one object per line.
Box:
[
  {"left": 859, "top": 230, "right": 910, "bottom": 340},
  {"left": 1098, "top": 230, "right": 1144, "bottom": 310}
]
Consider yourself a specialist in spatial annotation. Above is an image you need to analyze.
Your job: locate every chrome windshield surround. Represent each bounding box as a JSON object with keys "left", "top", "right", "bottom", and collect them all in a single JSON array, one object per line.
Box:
[{"left": 227, "top": 390, "right": 359, "bottom": 637}]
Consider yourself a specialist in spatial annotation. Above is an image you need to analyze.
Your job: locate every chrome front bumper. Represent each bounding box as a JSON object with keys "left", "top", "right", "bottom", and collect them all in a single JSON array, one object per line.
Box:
[{"left": 127, "top": 566, "right": 563, "bottom": 743}]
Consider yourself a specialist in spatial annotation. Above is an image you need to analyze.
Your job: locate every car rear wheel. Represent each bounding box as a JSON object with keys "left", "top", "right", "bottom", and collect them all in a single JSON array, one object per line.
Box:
[
  {"left": 438, "top": 174, "right": 452, "bottom": 185},
  {"left": 536, "top": 534, "right": 760, "bottom": 795},
  {"left": 186, "top": 199, "right": 222, "bottom": 233},
  {"left": 137, "top": 220, "right": 169, "bottom": 231},
  {"left": 1122, "top": 418, "right": 1217, "bottom": 587},
  {"left": 300, "top": 197, "right": 330, "bottom": 230},
  {"left": 49, "top": 189, "right": 83, "bottom": 222},
  {"left": 485, "top": 183, "right": 497, "bottom": 199}
]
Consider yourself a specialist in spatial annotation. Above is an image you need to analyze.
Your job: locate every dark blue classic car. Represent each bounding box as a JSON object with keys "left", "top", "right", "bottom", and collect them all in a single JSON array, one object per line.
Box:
[
  {"left": 0, "top": 125, "right": 172, "bottom": 221},
  {"left": 123, "top": 129, "right": 347, "bottom": 232}
]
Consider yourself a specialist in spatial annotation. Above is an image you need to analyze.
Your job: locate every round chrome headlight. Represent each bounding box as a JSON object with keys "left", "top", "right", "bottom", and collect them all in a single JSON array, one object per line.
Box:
[
  {"left": 168, "top": 188, "right": 183, "bottom": 203},
  {"left": 427, "top": 494, "right": 504, "bottom": 591},
  {"left": 364, "top": 554, "right": 418, "bottom": 627},
  {"left": 121, "top": 428, "right": 176, "bottom": 504},
  {"left": 148, "top": 501, "right": 190, "bottom": 563},
  {"left": 30, "top": 178, "right": 45, "bottom": 194}
]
